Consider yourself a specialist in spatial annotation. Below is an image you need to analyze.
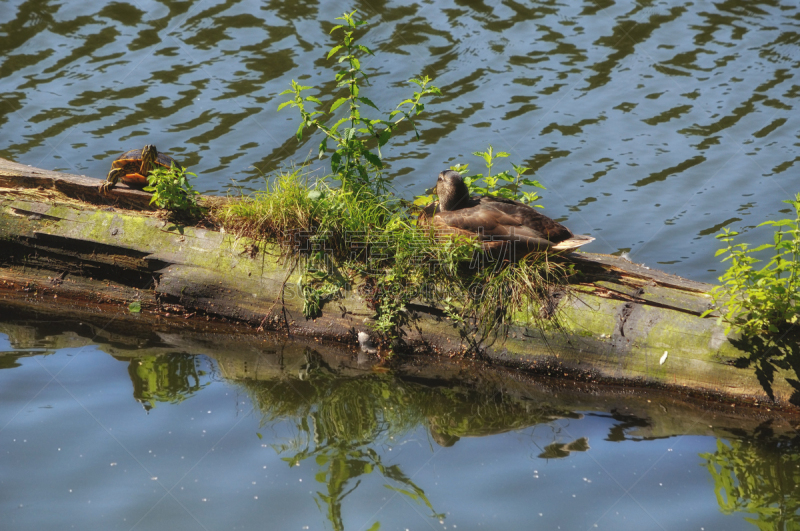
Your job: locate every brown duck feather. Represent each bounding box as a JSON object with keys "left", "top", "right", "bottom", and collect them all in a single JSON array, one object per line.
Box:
[{"left": 420, "top": 170, "right": 594, "bottom": 255}]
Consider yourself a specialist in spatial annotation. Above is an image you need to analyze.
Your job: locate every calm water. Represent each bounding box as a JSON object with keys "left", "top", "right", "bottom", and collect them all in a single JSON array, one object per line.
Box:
[
  {"left": 1, "top": 0, "right": 799, "bottom": 282},
  {"left": 2, "top": 312, "right": 800, "bottom": 531}
]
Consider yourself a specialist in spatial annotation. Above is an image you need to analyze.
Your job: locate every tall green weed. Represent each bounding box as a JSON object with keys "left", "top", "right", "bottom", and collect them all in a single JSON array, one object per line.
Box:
[{"left": 704, "top": 194, "right": 800, "bottom": 336}]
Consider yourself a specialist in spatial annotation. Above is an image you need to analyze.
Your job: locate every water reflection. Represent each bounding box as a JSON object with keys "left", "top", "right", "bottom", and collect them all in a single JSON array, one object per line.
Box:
[
  {"left": 125, "top": 353, "right": 209, "bottom": 411},
  {"left": 702, "top": 429, "right": 800, "bottom": 530},
  {"left": 73, "top": 340, "right": 800, "bottom": 529},
  {"left": 237, "top": 348, "right": 581, "bottom": 529},
  {"left": 5, "top": 307, "right": 800, "bottom": 529}
]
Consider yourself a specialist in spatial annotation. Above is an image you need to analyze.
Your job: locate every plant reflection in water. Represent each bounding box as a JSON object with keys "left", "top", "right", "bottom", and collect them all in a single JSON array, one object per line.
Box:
[
  {"left": 237, "top": 348, "right": 581, "bottom": 530},
  {"left": 702, "top": 429, "right": 800, "bottom": 531},
  {"left": 125, "top": 353, "right": 209, "bottom": 412},
  {"left": 116, "top": 343, "right": 800, "bottom": 530}
]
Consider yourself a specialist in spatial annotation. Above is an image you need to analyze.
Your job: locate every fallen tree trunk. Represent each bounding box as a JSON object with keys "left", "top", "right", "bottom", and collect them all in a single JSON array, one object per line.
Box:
[{"left": 1, "top": 157, "right": 797, "bottom": 407}]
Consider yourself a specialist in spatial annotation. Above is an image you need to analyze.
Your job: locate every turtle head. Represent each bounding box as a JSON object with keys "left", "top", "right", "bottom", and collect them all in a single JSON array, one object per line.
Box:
[
  {"left": 139, "top": 144, "right": 158, "bottom": 175},
  {"left": 141, "top": 144, "right": 158, "bottom": 164},
  {"left": 436, "top": 170, "right": 470, "bottom": 212}
]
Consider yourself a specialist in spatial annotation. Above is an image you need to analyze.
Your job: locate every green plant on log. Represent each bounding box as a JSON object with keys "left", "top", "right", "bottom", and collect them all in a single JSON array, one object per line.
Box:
[
  {"left": 461, "top": 145, "right": 545, "bottom": 205},
  {"left": 212, "top": 159, "right": 572, "bottom": 351},
  {"left": 279, "top": 9, "right": 440, "bottom": 195},
  {"left": 212, "top": 10, "right": 573, "bottom": 352},
  {"left": 431, "top": 253, "right": 572, "bottom": 349},
  {"left": 274, "top": 8, "right": 442, "bottom": 325},
  {"left": 703, "top": 194, "right": 800, "bottom": 337},
  {"left": 366, "top": 270, "right": 413, "bottom": 343},
  {"left": 144, "top": 162, "right": 203, "bottom": 217}
]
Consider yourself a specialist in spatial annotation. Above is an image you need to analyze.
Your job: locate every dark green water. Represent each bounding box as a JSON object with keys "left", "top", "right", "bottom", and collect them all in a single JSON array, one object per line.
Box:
[
  {"left": 2, "top": 313, "right": 800, "bottom": 530},
  {"left": 1, "top": 0, "right": 799, "bottom": 282}
]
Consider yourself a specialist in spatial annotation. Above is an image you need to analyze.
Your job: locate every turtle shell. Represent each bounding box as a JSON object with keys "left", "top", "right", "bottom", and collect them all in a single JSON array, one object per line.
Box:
[
  {"left": 113, "top": 147, "right": 177, "bottom": 189},
  {"left": 113, "top": 148, "right": 176, "bottom": 170}
]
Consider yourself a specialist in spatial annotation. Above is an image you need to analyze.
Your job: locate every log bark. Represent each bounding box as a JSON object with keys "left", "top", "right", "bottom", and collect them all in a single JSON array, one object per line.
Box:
[{"left": 1, "top": 157, "right": 797, "bottom": 407}]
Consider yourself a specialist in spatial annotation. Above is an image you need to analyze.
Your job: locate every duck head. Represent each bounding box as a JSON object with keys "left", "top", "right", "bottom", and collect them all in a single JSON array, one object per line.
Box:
[{"left": 437, "top": 170, "right": 471, "bottom": 211}]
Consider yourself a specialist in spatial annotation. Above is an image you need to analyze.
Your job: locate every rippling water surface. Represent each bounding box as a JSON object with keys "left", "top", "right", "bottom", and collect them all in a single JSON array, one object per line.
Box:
[
  {"left": 3, "top": 313, "right": 800, "bottom": 531},
  {"left": 1, "top": 0, "right": 799, "bottom": 281}
]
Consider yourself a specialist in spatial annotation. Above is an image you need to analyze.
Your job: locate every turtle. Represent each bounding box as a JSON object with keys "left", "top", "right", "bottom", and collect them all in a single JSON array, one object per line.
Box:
[{"left": 100, "top": 144, "right": 179, "bottom": 192}]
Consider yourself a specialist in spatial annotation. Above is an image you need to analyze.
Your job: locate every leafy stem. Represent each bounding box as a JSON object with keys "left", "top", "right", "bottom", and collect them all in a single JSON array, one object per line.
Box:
[{"left": 279, "top": 9, "right": 440, "bottom": 195}]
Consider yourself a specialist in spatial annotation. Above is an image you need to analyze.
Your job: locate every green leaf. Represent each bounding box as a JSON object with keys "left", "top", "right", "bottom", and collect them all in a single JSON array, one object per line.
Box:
[
  {"left": 357, "top": 96, "right": 380, "bottom": 111},
  {"left": 329, "top": 24, "right": 343, "bottom": 34},
  {"left": 305, "top": 96, "right": 322, "bottom": 105},
  {"left": 759, "top": 219, "right": 793, "bottom": 227},
  {"left": 413, "top": 194, "right": 435, "bottom": 206},
  {"left": 277, "top": 100, "right": 294, "bottom": 111},
  {"left": 330, "top": 97, "right": 349, "bottom": 113},
  {"left": 750, "top": 243, "right": 774, "bottom": 252},
  {"left": 128, "top": 301, "right": 142, "bottom": 313},
  {"left": 521, "top": 178, "right": 546, "bottom": 189},
  {"left": 512, "top": 163, "right": 530, "bottom": 174},
  {"left": 296, "top": 122, "right": 305, "bottom": 141},
  {"left": 363, "top": 150, "right": 383, "bottom": 168},
  {"left": 327, "top": 45, "right": 343, "bottom": 59},
  {"left": 330, "top": 116, "right": 349, "bottom": 133},
  {"left": 378, "top": 129, "right": 392, "bottom": 147}
]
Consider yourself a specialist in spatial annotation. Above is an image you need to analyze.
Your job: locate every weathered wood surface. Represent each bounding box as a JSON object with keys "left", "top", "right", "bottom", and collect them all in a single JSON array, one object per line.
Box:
[
  {"left": 0, "top": 157, "right": 157, "bottom": 210},
  {"left": 1, "top": 157, "right": 797, "bottom": 406}
]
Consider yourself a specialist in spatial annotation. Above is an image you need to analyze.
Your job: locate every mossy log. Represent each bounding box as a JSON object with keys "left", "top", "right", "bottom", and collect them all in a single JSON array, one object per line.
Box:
[{"left": 1, "top": 157, "right": 797, "bottom": 407}]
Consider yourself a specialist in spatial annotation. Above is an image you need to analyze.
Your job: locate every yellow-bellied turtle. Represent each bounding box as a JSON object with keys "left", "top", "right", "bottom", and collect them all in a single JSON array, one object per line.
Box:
[{"left": 100, "top": 144, "right": 178, "bottom": 192}]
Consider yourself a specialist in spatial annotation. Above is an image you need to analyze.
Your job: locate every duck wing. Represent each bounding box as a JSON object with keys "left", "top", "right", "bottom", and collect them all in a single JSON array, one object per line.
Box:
[
  {"left": 420, "top": 196, "right": 594, "bottom": 253},
  {"left": 457, "top": 196, "right": 575, "bottom": 241},
  {"left": 478, "top": 198, "right": 595, "bottom": 250}
]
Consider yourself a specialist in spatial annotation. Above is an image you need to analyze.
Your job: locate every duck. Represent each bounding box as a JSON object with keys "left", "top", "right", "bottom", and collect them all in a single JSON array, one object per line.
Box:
[{"left": 419, "top": 170, "right": 594, "bottom": 257}]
